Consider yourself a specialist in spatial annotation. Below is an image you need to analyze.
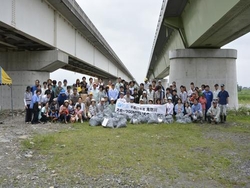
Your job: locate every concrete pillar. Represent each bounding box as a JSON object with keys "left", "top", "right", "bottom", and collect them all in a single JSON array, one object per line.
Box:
[
  {"left": 169, "top": 49, "right": 238, "bottom": 108},
  {"left": 0, "top": 50, "right": 68, "bottom": 109}
]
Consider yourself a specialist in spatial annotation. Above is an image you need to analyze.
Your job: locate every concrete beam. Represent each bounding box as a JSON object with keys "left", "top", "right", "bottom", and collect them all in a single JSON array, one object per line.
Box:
[{"left": 0, "top": 50, "right": 68, "bottom": 72}]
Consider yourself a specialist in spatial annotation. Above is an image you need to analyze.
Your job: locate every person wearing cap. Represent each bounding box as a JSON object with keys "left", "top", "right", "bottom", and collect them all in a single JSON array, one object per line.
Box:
[
  {"left": 207, "top": 100, "right": 221, "bottom": 124},
  {"left": 139, "top": 98, "right": 144, "bottom": 104},
  {"left": 108, "top": 83, "right": 119, "bottom": 103},
  {"left": 74, "top": 97, "right": 87, "bottom": 121},
  {"left": 213, "top": 84, "right": 220, "bottom": 101},
  {"left": 59, "top": 100, "right": 70, "bottom": 123},
  {"left": 218, "top": 84, "right": 229, "bottom": 123},
  {"left": 203, "top": 85, "right": 213, "bottom": 121},
  {"left": 166, "top": 96, "right": 174, "bottom": 116},
  {"left": 140, "top": 90, "right": 148, "bottom": 104},
  {"left": 191, "top": 98, "right": 203, "bottom": 123},
  {"left": 147, "top": 84, "right": 155, "bottom": 103},
  {"left": 124, "top": 90, "right": 131, "bottom": 103},
  {"left": 69, "top": 88, "right": 79, "bottom": 106},
  {"left": 97, "top": 98, "right": 106, "bottom": 112},
  {"left": 108, "top": 98, "right": 116, "bottom": 112},
  {"left": 117, "top": 92, "right": 126, "bottom": 103},
  {"left": 57, "top": 90, "right": 67, "bottom": 107},
  {"left": 144, "top": 78, "right": 150, "bottom": 90},
  {"left": 130, "top": 96, "right": 135, "bottom": 103},
  {"left": 88, "top": 99, "right": 98, "bottom": 117}
]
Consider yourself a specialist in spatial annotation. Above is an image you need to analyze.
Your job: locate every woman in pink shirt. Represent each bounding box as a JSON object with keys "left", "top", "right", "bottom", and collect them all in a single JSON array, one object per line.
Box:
[{"left": 199, "top": 93, "right": 207, "bottom": 120}]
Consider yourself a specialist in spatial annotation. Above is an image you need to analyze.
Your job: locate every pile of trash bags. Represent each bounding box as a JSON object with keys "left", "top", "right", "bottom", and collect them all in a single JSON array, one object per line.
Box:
[{"left": 89, "top": 108, "right": 192, "bottom": 128}]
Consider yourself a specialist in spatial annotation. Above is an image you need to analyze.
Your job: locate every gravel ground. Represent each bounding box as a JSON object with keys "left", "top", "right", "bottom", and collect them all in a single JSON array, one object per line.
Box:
[{"left": 0, "top": 111, "right": 250, "bottom": 187}]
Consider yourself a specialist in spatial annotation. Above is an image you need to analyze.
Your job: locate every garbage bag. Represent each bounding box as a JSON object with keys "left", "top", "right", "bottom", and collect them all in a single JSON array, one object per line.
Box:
[
  {"left": 116, "top": 118, "right": 127, "bottom": 128},
  {"left": 138, "top": 115, "right": 147, "bottom": 123},
  {"left": 103, "top": 108, "right": 112, "bottom": 117},
  {"left": 147, "top": 113, "right": 159, "bottom": 124},
  {"left": 164, "top": 115, "right": 174, "bottom": 124},
  {"left": 102, "top": 118, "right": 114, "bottom": 128},
  {"left": 130, "top": 118, "right": 140, "bottom": 124},
  {"left": 175, "top": 113, "right": 184, "bottom": 120},
  {"left": 89, "top": 116, "right": 100, "bottom": 126}
]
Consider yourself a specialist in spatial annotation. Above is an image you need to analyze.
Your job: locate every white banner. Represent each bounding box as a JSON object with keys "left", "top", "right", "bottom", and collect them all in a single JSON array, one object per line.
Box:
[{"left": 115, "top": 101, "right": 167, "bottom": 115}]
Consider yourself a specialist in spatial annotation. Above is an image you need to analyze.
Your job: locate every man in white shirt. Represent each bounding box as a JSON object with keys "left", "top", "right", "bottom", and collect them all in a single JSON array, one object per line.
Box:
[
  {"left": 147, "top": 84, "right": 155, "bottom": 102},
  {"left": 117, "top": 92, "right": 126, "bottom": 103},
  {"left": 213, "top": 83, "right": 220, "bottom": 101}
]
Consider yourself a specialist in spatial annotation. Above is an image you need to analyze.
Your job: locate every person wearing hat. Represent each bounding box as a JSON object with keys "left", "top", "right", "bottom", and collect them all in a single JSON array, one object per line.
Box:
[
  {"left": 218, "top": 84, "right": 229, "bottom": 123},
  {"left": 166, "top": 96, "right": 174, "bottom": 116},
  {"left": 97, "top": 98, "right": 106, "bottom": 113},
  {"left": 139, "top": 98, "right": 144, "bottom": 104},
  {"left": 144, "top": 78, "right": 150, "bottom": 90},
  {"left": 108, "top": 98, "right": 116, "bottom": 112},
  {"left": 88, "top": 99, "right": 97, "bottom": 118},
  {"left": 203, "top": 85, "right": 213, "bottom": 121},
  {"left": 130, "top": 96, "right": 135, "bottom": 103},
  {"left": 140, "top": 90, "right": 148, "bottom": 104},
  {"left": 191, "top": 98, "right": 203, "bottom": 123},
  {"left": 108, "top": 83, "right": 119, "bottom": 103},
  {"left": 207, "top": 100, "right": 221, "bottom": 124},
  {"left": 213, "top": 84, "right": 220, "bottom": 101},
  {"left": 117, "top": 92, "right": 126, "bottom": 103},
  {"left": 59, "top": 100, "right": 70, "bottom": 123}
]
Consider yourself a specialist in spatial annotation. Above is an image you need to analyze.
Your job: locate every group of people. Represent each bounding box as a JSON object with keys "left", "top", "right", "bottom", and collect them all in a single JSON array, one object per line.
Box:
[{"left": 24, "top": 76, "right": 229, "bottom": 124}]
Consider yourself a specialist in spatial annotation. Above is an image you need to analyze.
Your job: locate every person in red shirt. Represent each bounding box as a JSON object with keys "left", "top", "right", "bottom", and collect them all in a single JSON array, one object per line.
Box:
[{"left": 199, "top": 93, "right": 207, "bottom": 121}]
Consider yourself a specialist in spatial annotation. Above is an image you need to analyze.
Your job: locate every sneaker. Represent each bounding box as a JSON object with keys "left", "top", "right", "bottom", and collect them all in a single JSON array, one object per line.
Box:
[{"left": 81, "top": 120, "right": 83, "bottom": 123}]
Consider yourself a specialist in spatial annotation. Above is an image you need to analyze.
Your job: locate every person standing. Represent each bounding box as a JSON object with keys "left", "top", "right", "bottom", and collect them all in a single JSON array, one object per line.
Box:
[
  {"left": 203, "top": 85, "right": 213, "bottom": 121},
  {"left": 218, "top": 84, "right": 229, "bottom": 123},
  {"left": 30, "top": 89, "right": 41, "bottom": 124},
  {"left": 179, "top": 85, "right": 187, "bottom": 104},
  {"left": 213, "top": 84, "right": 220, "bottom": 101},
  {"left": 24, "top": 86, "right": 32, "bottom": 123}
]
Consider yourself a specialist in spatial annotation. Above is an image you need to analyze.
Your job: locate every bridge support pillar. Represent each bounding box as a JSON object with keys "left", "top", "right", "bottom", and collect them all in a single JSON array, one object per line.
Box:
[
  {"left": 0, "top": 50, "right": 68, "bottom": 109},
  {"left": 169, "top": 49, "right": 238, "bottom": 108}
]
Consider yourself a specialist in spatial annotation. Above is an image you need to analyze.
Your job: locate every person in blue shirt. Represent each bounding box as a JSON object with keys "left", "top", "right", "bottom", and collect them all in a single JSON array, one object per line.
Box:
[
  {"left": 57, "top": 89, "right": 67, "bottom": 107},
  {"left": 191, "top": 99, "right": 203, "bottom": 123},
  {"left": 108, "top": 83, "right": 119, "bottom": 103},
  {"left": 218, "top": 84, "right": 229, "bottom": 123},
  {"left": 31, "top": 80, "right": 40, "bottom": 95},
  {"left": 203, "top": 85, "right": 213, "bottom": 121},
  {"left": 30, "top": 89, "right": 41, "bottom": 124}
]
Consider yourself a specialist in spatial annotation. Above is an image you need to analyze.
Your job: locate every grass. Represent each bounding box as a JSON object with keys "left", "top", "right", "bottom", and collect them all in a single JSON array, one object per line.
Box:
[
  {"left": 22, "top": 118, "right": 250, "bottom": 187},
  {"left": 238, "top": 89, "right": 250, "bottom": 105}
]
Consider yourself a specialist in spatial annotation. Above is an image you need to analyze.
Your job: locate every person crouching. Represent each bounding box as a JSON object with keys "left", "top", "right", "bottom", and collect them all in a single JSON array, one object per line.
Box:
[{"left": 207, "top": 100, "right": 221, "bottom": 124}]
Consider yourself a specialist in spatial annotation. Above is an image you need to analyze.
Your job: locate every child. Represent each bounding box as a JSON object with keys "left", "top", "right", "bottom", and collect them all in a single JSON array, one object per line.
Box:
[
  {"left": 184, "top": 102, "right": 192, "bottom": 117},
  {"left": 75, "top": 104, "right": 84, "bottom": 123},
  {"left": 199, "top": 93, "right": 207, "bottom": 120},
  {"left": 50, "top": 106, "right": 58, "bottom": 123}
]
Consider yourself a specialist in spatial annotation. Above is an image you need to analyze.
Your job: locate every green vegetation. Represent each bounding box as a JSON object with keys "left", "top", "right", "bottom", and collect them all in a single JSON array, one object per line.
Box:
[
  {"left": 22, "top": 117, "right": 250, "bottom": 186},
  {"left": 238, "top": 89, "right": 250, "bottom": 105}
]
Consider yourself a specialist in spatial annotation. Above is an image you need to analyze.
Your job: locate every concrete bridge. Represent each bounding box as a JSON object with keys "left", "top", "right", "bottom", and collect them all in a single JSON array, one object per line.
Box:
[
  {"left": 0, "top": 0, "right": 135, "bottom": 109},
  {"left": 147, "top": 0, "right": 250, "bottom": 108}
]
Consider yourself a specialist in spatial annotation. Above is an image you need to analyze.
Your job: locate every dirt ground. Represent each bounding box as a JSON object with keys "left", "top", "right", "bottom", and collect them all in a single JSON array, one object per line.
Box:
[{"left": 0, "top": 111, "right": 250, "bottom": 187}]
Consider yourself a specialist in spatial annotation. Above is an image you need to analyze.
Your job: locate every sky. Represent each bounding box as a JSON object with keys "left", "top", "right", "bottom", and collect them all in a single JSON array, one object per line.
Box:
[{"left": 51, "top": 0, "right": 249, "bottom": 87}]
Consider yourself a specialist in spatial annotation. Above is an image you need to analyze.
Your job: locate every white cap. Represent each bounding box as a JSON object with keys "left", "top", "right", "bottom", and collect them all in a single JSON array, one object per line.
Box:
[
  {"left": 91, "top": 99, "right": 96, "bottom": 102},
  {"left": 167, "top": 96, "right": 172, "bottom": 100},
  {"left": 110, "top": 98, "right": 115, "bottom": 101},
  {"left": 143, "top": 91, "right": 147, "bottom": 94},
  {"left": 101, "top": 98, "right": 105, "bottom": 101}
]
